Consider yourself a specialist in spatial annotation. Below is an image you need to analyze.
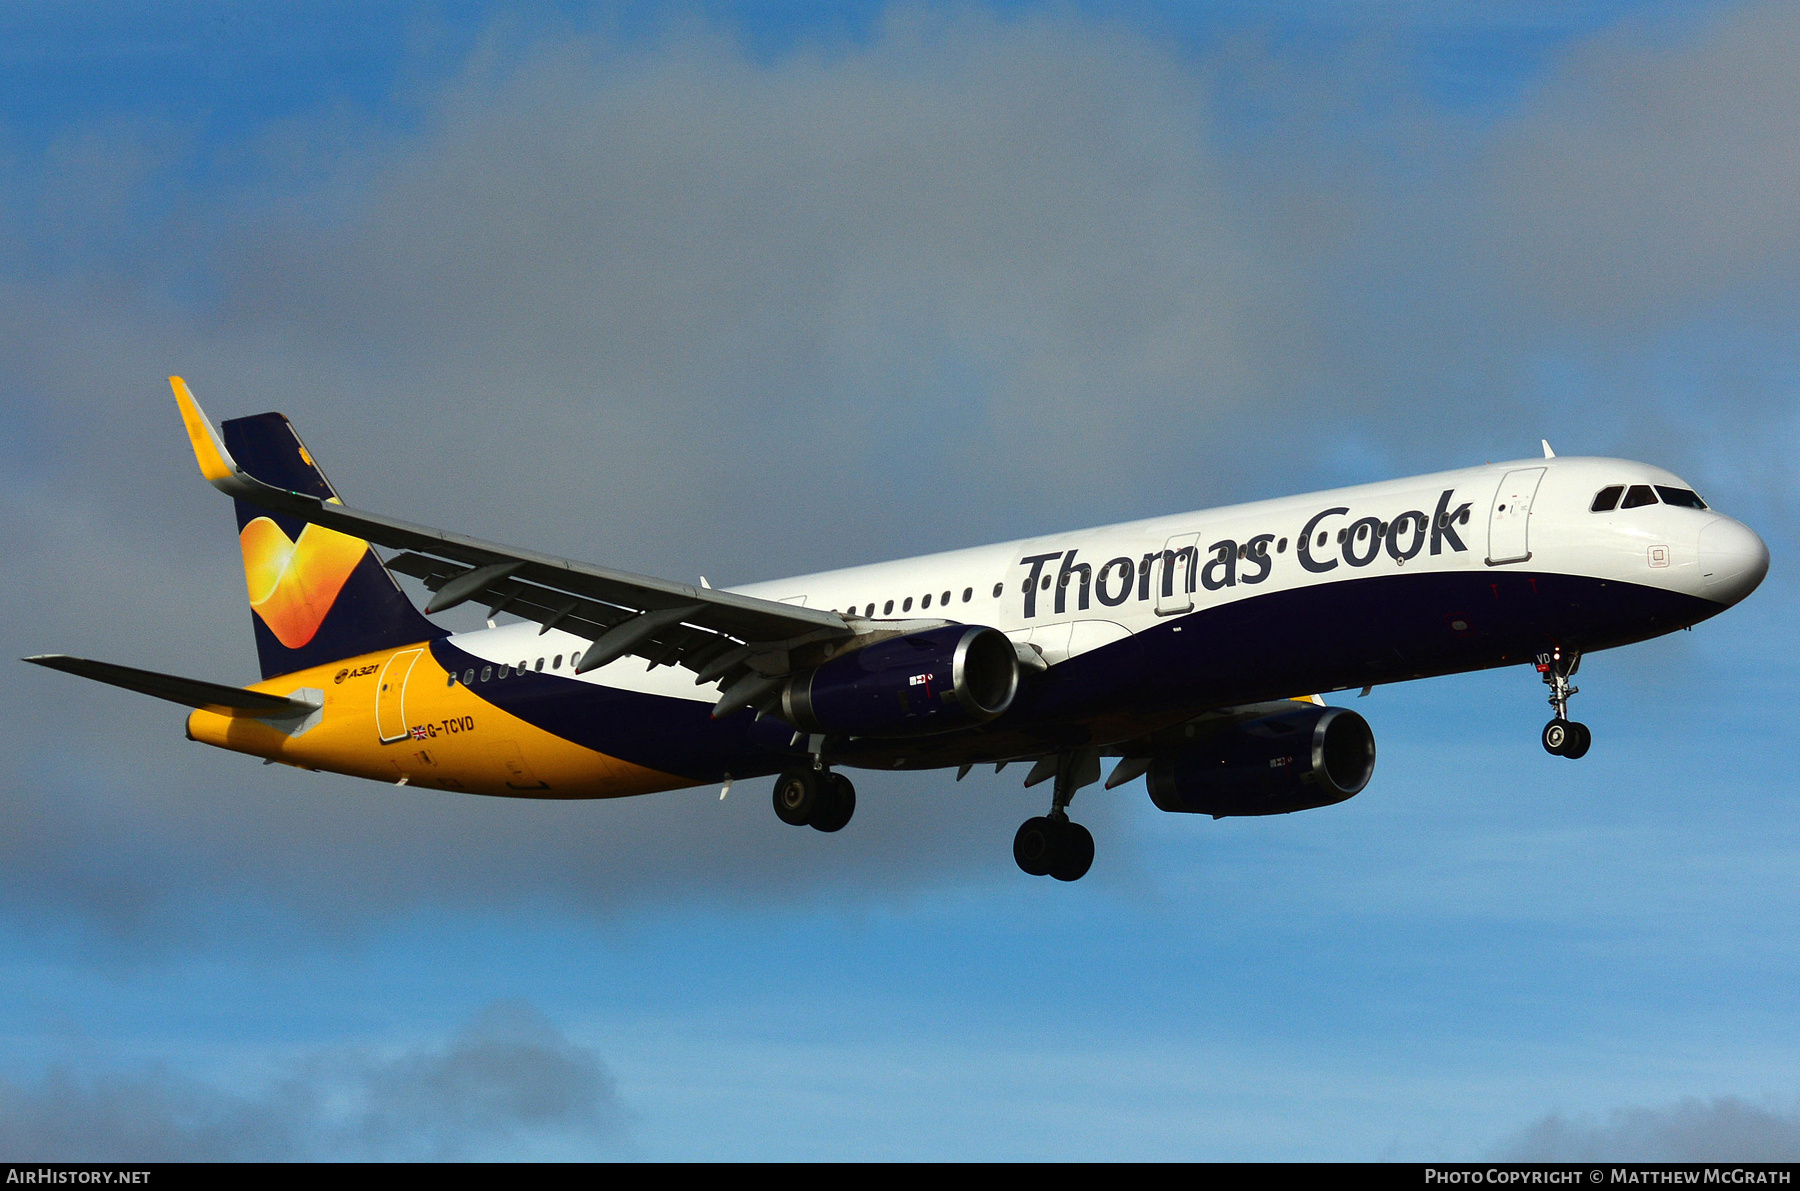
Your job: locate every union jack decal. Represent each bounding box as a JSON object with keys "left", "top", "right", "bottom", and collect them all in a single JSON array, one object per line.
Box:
[{"left": 410, "top": 725, "right": 428, "bottom": 740}]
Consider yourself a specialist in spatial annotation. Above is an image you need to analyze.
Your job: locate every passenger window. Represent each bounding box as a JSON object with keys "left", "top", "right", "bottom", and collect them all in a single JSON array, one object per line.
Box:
[
  {"left": 993, "top": 584, "right": 1003, "bottom": 598},
  {"left": 552, "top": 655, "right": 562, "bottom": 669},
  {"left": 942, "top": 590, "right": 951, "bottom": 605},
  {"left": 480, "top": 666, "right": 492, "bottom": 682},
  {"left": 535, "top": 658, "right": 544, "bottom": 671},
  {"left": 498, "top": 666, "right": 509, "bottom": 680},
  {"left": 1591, "top": 486, "right": 1623, "bottom": 512},
  {"left": 921, "top": 593, "right": 932, "bottom": 609},
  {"left": 1621, "top": 485, "right": 1658, "bottom": 509},
  {"left": 883, "top": 600, "right": 894, "bottom": 615},
  {"left": 903, "top": 597, "right": 913, "bottom": 612},
  {"left": 446, "top": 673, "right": 456, "bottom": 687},
  {"left": 865, "top": 604, "right": 875, "bottom": 617},
  {"left": 963, "top": 587, "right": 973, "bottom": 603},
  {"left": 463, "top": 669, "right": 475, "bottom": 684},
  {"left": 1655, "top": 486, "right": 1707, "bottom": 510}
]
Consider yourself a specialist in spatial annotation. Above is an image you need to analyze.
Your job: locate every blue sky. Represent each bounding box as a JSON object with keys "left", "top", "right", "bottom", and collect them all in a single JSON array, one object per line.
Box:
[{"left": 1, "top": 0, "right": 1797, "bottom": 1161}]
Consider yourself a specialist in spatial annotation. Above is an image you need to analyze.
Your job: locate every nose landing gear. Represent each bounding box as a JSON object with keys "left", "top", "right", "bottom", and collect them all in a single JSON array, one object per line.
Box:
[
  {"left": 772, "top": 766, "right": 856, "bottom": 832},
  {"left": 1536, "top": 648, "right": 1591, "bottom": 759}
]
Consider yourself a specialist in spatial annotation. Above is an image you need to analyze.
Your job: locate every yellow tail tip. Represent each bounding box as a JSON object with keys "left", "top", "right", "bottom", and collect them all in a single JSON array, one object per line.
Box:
[{"left": 170, "top": 376, "right": 239, "bottom": 485}]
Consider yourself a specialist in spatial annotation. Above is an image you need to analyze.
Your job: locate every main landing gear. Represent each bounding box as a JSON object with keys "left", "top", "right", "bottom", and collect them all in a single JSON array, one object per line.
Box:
[
  {"left": 1014, "top": 817, "right": 1094, "bottom": 883},
  {"left": 1537, "top": 647, "right": 1591, "bottom": 760},
  {"left": 772, "top": 766, "right": 856, "bottom": 832},
  {"left": 1014, "top": 750, "right": 1098, "bottom": 882}
]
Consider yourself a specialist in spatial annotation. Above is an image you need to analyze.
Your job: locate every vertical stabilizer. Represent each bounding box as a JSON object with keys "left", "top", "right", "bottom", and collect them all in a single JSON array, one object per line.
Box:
[{"left": 218, "top": 412, "right": 445, "bottom": 679}]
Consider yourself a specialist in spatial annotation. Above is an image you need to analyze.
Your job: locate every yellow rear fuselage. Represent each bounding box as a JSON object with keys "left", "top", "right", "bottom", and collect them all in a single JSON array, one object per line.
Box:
[{"left": 185, "top": 642, "right": 685, "bottom": 799}]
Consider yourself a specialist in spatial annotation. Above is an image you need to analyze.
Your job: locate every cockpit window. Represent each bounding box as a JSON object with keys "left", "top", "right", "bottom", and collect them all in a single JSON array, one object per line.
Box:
[
  {"left": 1655, "top": 485, "right": 1707, "bottom": 510},
  {"left": 1620, "top": 484, "right": 1658, "bottom": 509},
  {"left": 1591, "top": 486, "right": 1623, "bottom": 512}
]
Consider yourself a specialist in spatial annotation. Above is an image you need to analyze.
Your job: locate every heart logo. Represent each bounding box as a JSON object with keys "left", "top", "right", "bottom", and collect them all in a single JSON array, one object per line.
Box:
[{"left": 240, "top": 516, "right": 369, "bottom": 648}]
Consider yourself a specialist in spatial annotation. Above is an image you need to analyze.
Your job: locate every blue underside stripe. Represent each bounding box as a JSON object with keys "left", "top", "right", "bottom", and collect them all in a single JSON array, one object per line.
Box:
[{"left": 434, "top": 570, "right": 1720, "bottom": 783}]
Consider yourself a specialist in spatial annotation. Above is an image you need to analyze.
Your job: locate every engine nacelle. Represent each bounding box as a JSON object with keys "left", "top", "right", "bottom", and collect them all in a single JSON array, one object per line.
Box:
[
  {"left": 1146, "top": 706, "right": 1375, "bottom": 817},
  {"left": 782, "top": 625, "right": 1020, "bottom": 738}
]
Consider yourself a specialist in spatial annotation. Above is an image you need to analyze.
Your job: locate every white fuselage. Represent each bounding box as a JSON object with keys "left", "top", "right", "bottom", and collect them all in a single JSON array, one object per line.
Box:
[{"left": 448, "top": 455, "right": 1768, "bottom": 711}]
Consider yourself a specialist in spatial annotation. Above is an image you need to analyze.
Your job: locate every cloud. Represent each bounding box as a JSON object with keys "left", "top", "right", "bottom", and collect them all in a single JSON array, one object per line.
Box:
[
  {"left": 1496, "top": 1096, "right": 1800, "bottom": 1162},
  {"left": 1485, "top": 3, "right": 1800, "bottom": 328},
  {"left": 203, "top": 10, "right": 1288, "bottom": 550},
  {"left": 0, "top": 1001, "right": 625, "bottom": 1161},
  {"left": 356, "top": 1000, "right": 626, "bottom": 1160}
]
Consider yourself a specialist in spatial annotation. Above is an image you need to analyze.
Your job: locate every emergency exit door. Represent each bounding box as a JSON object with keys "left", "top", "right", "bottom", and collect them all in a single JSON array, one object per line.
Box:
[{"left": 1155, "top": 533, "right": 1199, "bottom": 615}]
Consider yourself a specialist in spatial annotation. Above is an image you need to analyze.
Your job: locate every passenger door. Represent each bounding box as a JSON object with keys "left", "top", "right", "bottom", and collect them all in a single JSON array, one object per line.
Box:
[
  {"left": 1487, "top": 468, "right": 1546, "bottom": 566},
  {"left": 374, "top": 647, "right": 424, "bottom": 743}
]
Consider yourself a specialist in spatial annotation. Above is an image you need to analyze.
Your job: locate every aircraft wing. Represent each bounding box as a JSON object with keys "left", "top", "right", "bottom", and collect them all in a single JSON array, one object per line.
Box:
[
  {"left": 172, "top": 378, "right": 852, "bottom": 708},
  {"left": 24, "top": 654, "right": 320, "bottom": 715}
]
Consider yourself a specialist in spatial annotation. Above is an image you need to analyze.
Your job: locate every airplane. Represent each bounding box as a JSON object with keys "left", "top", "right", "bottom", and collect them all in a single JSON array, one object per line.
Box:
[{"left": 26, "top": 379, "right": 1769, "bottom": 882}]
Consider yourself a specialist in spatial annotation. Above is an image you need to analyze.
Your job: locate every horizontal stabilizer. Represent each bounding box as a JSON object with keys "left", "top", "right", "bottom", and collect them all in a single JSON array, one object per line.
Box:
[{"left": 23, "top": 655, "right": 319, "bottom": 716}]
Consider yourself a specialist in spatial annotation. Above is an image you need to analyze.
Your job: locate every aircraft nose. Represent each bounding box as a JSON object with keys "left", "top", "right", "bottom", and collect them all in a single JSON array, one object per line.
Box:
[{"left": 1697, "top": 517, "right": 1770, "bottom": 605}]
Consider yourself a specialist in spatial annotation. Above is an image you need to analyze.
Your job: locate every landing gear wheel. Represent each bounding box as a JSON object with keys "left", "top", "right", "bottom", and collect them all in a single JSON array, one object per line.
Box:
[
  {"left": 1014, "top": 817, "right": 1094, "bottom": 880},
  {"left": 810, "top": 773, "right": 856, "bottom": 833},
  {"left": 1049, "top": 822, "right": 1094, "bottom": 882},
  {"left": 1013, "top": 816, "right": 1058, "bottom": 877},
  {"left": 772, "top": 768, "right": 824, "bottom": 826},
  {"left": 1542, "top": 719, "right": 1592, "bottom": 759}
]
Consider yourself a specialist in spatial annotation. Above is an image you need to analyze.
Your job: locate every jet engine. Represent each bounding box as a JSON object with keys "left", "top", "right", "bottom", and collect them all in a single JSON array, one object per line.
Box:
[
  {"left": 781, "top": 625, "right": 1020, "bottom": 737},
  {"left": 1146, "top": 706, "right": 1375, "bottom": 816}
]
